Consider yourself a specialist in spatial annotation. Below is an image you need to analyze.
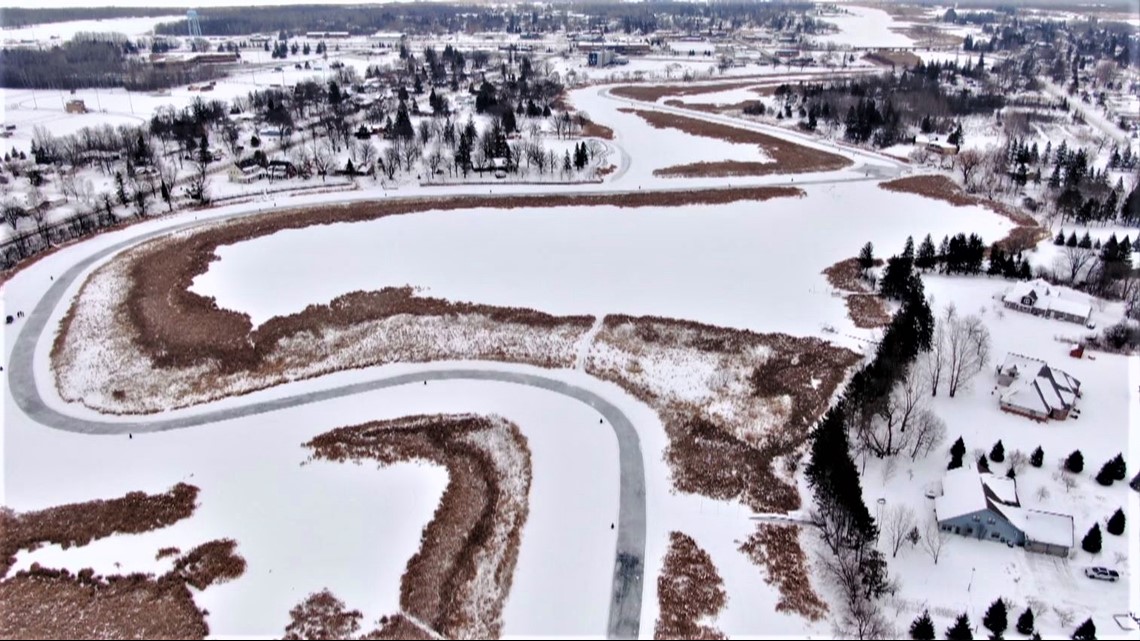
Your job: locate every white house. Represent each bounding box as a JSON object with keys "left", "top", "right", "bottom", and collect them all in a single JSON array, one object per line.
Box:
[
  {"left": 995, "top": 353, "right": 1081, "bottom": 421},
  {"left": 1001, "top": 279, "right": 1092, "bottom": 325}
]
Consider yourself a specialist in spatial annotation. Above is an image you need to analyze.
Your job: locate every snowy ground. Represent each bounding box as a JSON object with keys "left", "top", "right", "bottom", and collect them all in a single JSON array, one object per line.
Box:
[
  {"left": 0, "top": 15, "right": 177, "bottom": 43},
  {"left": 856, "top": 271, "right": 1138, "bottom": 639},
  {"left": 815, "top": 5, "right": 915, "bottom": 49},
  {"left": 189, "top": 184, "right": 1011, "bottom": 337}
]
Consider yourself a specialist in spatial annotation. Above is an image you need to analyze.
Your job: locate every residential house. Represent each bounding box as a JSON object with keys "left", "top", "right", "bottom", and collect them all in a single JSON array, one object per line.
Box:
[
  {"left": 934, "top": 468, "right": 1074, "bottom": 557},
  {"left": 995, "top": 353, "right": 1081, "bottom": 421},
  {"left": 228, "top": 164, "right": 266, "bottom": 184},
  {"left": 65, "top": 100, "right": 87, "bottom": 114},
  {"left": 1001, "top": 279, "right": 1092, "bottom": 325}
]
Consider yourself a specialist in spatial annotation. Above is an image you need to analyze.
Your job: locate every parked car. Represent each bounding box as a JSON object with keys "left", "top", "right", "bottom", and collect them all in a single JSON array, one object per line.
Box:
[{"left": 1084, "top": 567, "right": 1120, "bottom": 582}]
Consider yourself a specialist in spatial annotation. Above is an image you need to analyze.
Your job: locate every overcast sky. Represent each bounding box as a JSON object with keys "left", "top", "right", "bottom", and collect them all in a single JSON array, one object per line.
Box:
[{"left": 4, "top": 0, "right": 428, "bottom": 10}]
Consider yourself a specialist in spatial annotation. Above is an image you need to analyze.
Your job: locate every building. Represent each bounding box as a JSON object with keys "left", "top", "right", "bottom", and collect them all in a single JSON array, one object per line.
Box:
[
  {"left": 588, "top": 49, "right": 615, "bottom": 66},
  {"left": 228, "top": 164, "right": 266, "bottom": 184},
  {"left": 307, "top": 31, "right": 350, "bottom": 39},
  {"left": 995, "top": 353, "right": 1081, "bottom": 421},
  {"left": 1001, "top": 279, "right": 1092, "bottom": 325},
  {"left": 65, "top": 100, "right": 87, "bottom": 114},
  {"left": 934, "top": 468, "right": 1074, "bottom": 557}
]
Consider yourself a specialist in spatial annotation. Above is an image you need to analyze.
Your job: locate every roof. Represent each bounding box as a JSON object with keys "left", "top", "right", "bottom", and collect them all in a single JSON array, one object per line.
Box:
[
  {"left": 998, "top": 352, "right": 1048, "bottom": 378},
  {"left": 935, "top": 469, "right": 1019, "bottom": 521},
  {"left": 1006, "top": 508, "right": 1074, "bottom": 548},
  {"left": 1048, "top": 296, "right": 1091, "bottom": 318},
  {"left": 1002, "top": 280, "right": 1091, "bottom": 319},
  {"left": 1001, "top": 379, "right": 1052, "bottom": 415}
]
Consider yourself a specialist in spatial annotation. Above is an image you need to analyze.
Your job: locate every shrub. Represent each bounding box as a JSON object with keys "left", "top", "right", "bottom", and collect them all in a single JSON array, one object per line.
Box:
[
  {"left": 1095, "top": 461, "right": 1115, "bottom": 486},
  {"left": 1030, "top": 446, "right": 1044, "bottom": 468},
  {"left": 1065, "top": 450, "right": 1084, "bottom": 474},
  {"left": 1106, "top": 508, "right": 1125, "bottom": 536},
  {"left": 978, "top": 454, "right": 991, "bottom": 473},
  {"left": 1081, "top": 523, "right": 1101, "bottom": 554},
  {"left": 1107, "top": 453, "right": 1126, "bottom": 481}
]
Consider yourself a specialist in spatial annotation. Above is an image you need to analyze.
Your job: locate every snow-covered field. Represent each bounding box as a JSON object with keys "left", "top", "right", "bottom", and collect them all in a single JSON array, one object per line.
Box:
[
  {"left": 189, "top": 185, "right": 1011, "bottom": 335},
  {"left": 0, "top": 16, "right": 177, "bottom": 43},
  {"left": 816, "top": 5, "right": 915, "bottom": 49}
]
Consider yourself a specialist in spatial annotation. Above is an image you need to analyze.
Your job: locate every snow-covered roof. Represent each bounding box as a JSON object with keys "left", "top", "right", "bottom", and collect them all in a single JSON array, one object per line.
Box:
[
  {"left": 1002, "top": 280, "right": 1091, "bottom": 320},
  {"left": 1047, "top": 296, "right": 1091, "bottom": 319},
  {"left": 998, "top": 352, "right": 1047, "bottom": 378},
  {"left": 935, "top": 469, "right": 1018, "bottom": 521},
  {"left": 1006, "top": 508, "right": 1074, "bottom": 548},
  {"left": 1004, "top": 278, "right": 1049, "bottom": 303}
]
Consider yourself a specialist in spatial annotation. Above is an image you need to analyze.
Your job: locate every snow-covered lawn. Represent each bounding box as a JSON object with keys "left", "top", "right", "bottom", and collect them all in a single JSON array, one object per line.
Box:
[{"left": 816, "top": 5, "right": 915, "bottom": 49}]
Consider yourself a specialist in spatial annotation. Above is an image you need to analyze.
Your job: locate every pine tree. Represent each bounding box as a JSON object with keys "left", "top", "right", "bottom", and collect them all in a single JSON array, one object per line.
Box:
[
  {"left": 911, "top": 610, "right": 936, "bottom": 640},
  {"left": 1081, "top": 523, "right": 1101, "bottom": 553},
  {"left": 1072, "top": 618, "right": 1096, "bottom": 640},
  {"left": 858, "top": 242, "right": 875, "bottom": 272},
  {"left": 1106, "top": 508, "right": 1125, "bottom": 535},
  {"left": 1054, "top": 230, "right": 1066, "bottom": 245},
  {"left": 949, "top": 437, "right": 966, "bottom": 470},
  {"left": 1078, "top": 232, "right": 1093, "bottom": 249},
  {"left": 946, "top": 613, "right": 973, "bottom": 640},
  {"left": 1065, "top": 450, "right": 1084, "bottom": 473},
  {"left": 1066, "top": 232, "right": 1078, "bottom": 247},
  {"left": 983, "top": 598, "right": 1007, "bottom": 638},
  {"left": 978, "top": 454, "right": 991, "bottom": 473},
  {"left": 1107, "top": 453, "right": 1126, "bottom": 481},
  {"left": 916, "top": 234, "right": 937, "bottom": 271},
  {"left": 1095, "top": 460, "right": 1115, "bottom": 486},
  {"left": 1016, "top": 607, "right": 1035, "bottom": 636},
  {"left": 1132, "top": 471, "right": 1140, "bottom": 493},
  {"left": 1018, "top": 260, "right": 1032, "bottom": 280},
  {"left": 1030, "top": 446, "right": 1044, "bottom": 468},
  {"left": 990, "top": 440, "right": 1005, "bottom": 463}
]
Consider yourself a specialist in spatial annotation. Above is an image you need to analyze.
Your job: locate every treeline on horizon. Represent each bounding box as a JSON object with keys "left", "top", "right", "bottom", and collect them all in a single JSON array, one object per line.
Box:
[
  {"left": 0, "top": 39, "right": 224, "bottom": 91},
  {"left": 0, "top": 7, "right": 183, "bottom": 29}
]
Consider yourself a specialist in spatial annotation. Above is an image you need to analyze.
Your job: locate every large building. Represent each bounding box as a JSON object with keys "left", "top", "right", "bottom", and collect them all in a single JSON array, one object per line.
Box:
[
  {"left": 995, "top": 353, "right": 1081, "bottom": 421},
  {"left": 935, "top": 468, "right": 1074, "bottom": 557},
  {"left": 1001, "top": 279, "right": 1093, "bottom": 325}
]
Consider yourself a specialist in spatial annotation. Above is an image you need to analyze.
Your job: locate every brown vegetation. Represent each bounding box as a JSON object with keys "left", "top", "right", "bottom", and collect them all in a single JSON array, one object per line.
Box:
[
  {"left": 0, "top": 483, "right": 199, "bottom": 577},
  {"left": 586, "top": 315, "right": 860, "bottom": 513},
  {"left": 52, "top": 187, "right": 803, "bottom": 414},
  {"left": 627, "top": 110, "right": 851, "bottom": 176},
  {"left": 304, "top": 414, "right": 531, "bottom": 640},
  {"left": 739, "top": 524, "right": 827, "bottom": 621},
  {"left": 846, "top": 294, "right": 892, "bottom": 329},
  {"left": 169, "top": 539, "right": 246, "bottom": 590},
  {"left": 611, "top": 81, "right": 762, "bottom": 103},
  {"left": 880, "top": 174, "right": 1047, "bottom": 252},
  {"left": 654, "top": 531, "right": 727, "bottom": 640},
  {"left": 0, "top": 566, "right": 209, "bottom": 640},
  {"left": 822, "top": 257, "right": 878, "bottom": 293},
  {"left": 864, "top": 51, "right": 922, "bottom": 69},
  {"left": 580, "top": 118, "right": 615, "bottom": 140}
]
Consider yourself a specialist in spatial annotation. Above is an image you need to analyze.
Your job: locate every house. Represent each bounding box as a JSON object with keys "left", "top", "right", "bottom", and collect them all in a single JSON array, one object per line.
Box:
[
  {"left": 915, "top": 135, "right": 958, "bottom": 156},
  {"left": 995, "top": 353, "right": 1081, "bottom": 421},
  {"left": 65, "top": 100, "right": 87, "bottom": 114},
  {"left": 934, "top": 468, "right": 1074, "bottom": 557},
  {"left": 1001, "top": 279, "right": 1092, "bottom": 325},
  {"left": 228, "top": 164, "right": 266, "bottom": 184}
]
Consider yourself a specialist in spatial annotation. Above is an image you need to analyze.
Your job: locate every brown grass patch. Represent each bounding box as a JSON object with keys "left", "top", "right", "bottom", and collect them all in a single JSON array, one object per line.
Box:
[
  {"left": 846, "top": 294, "right": 891, "bottom": 329},
  {"left": 891, "top": 25, "right": 964, "bottom": 48},
  {"left": 880, "top": 175, "right": 1047, "bottom": 253},
  {"left": 611, "top": 81, "right": 761, "bottom": 103},
  {"left": 0, "top": 566, "right": 209, "bottom": 639},
  {"left": 586, "top": 315, "right": 860, "bottom": 513},
  {"left": 0, "top": 483, "right": 199, "bottom": 577},
  {"left": 580, "top": 118, "right": 615, "bottom": 140},
  {"left": 740, "top": 524, "right": 827, "bottom": 621},
  {"left": 627, "top": 110, "right": 851, "bottom": 176},
  {"left": 304, "top": 414, "right": 531, "bottom": 639},
  {"left": 654, "top": 531, "right": 727, "bottom": 640},
  {"left": 169, "top": 539, "right": 246, "bottom": 590},
  {"left": 654, "top": 160, "right": 783, "bottom": 178},
  {"left": 865, "top": 50, "right": 921, "bottom": 69},
  {"left": 52, "top": 187, "right": 802, "bottom": 414},
  {"left": 822, "top": 257, "right": 880, "bottom": 293}
]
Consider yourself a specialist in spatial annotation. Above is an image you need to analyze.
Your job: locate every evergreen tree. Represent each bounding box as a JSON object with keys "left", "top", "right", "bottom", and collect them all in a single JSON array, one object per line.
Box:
[
  {"left": 1072, "top": 618, "right": 1096, "bottom": 640},
  {"left": 1065, "top": 450, "right": 1084, "bottom": 474},
  {"left": 916, "top": 234, "right": 937, "bottom": 271},
  {"left": 1078, "top": 232, "right": 1093, "bottom": 249},
  {"left": 911, "top": 610, "right": 936, "bottom": 641},
  {"left": 1081, "top": 523, "right": 1101, "bottom": 553},
  {"left": 978, "top": 454, "right": 991, "bottom": 473},
  {"left": 983, "top": 599, "right": 1007, "bottom": 638},
  {"left": 1016, "top": 607, "right": 1035, "bottom": 636},
  {"left": 1107, "top": 453, "right": 1126, "bottom": 481},
  {"left": 1095, "top": 460, "right": 1115, "bottom": 486},
  {"left": 949, "top": 437, "right": 966, "bottom": 470},
  {"left": 1106, "top": 508, "right": 1125, "bottom": 535},
  {"left": 858, "top": 242, "right": 875, "bottom": 272},
  {"left": 1132, "top": 471, "right": 1140, "bottom": 492},
  {"left": 1018, "top": 261, "right": 1032, "bottom": 280},
  {"left": 1054, "top": 230, "right": 1066, "bottom": 245},
  {"left": 990, "top": 440, "right": 1005, "bottom": 463},
  {"left": 1030, "top": 446, "right": 1044, "bottom": 468},
  {"left": 880, "top": 254, "right": 915, "bottom": 300},
  {"left": 1066, "top": 232, "right": 1078, "bottom": 247},
  {"left": 946, "top": 613, "right": 973, "bottom": 640}
]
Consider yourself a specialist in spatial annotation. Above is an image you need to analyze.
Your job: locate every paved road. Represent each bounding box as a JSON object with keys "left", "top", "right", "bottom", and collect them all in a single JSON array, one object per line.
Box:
[{"left": 6, "top": 218, "right": 646, "bottom": 639}]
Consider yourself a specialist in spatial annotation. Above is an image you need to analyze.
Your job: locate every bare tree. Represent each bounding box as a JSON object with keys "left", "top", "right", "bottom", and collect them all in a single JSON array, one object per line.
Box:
[
  {"left": 185, "top": 154, "right": 210, "bottom": 203},
  {"left": 920, "top": 307, "right": 951, "bottom": 396},
  {"left": 380, "top": 143, "right": 400, "bottom": 180},
  {"left": 882, "top": 505, "right": 917, "bottom": 558},
  {"left": 860, "top": 366, "right": 925, "bottom": 458},
  {"left": 955, "top": 148, "right": 984, "bottom": 190},
  {"left": 920, "top": 517, "right": 948, "bottom": 564},
  {"left": 357, "top": 142, "right": 377, "bottom": 175},
  {"left": 401, "top": 140, "right": 421, "bottom": 173},
  {"left": 945, "top": 311, "right": 991, "bottom": 397},
  {"left": 1057, "top": 246, "right": 1098, "bottom": 284},
  {"left": 426, "top": 144, "right": 444, "bottom": 176},
  {"left": 908, "top": 409, "right": 947, "bottom": 460},
  {"left": 310, "top": 142, "right": 333, "bottom": 181}
]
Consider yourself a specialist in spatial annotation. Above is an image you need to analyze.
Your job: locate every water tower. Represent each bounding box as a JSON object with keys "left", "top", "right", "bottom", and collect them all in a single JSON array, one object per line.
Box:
[{"left": 187, "top": 9, "right": 202, "bottom": 38}]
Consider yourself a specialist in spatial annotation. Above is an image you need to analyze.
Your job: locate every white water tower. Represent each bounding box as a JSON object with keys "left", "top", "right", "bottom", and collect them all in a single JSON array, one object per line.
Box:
[{"left": 187, "top": 9, "right": 203, "bottom": 38}]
